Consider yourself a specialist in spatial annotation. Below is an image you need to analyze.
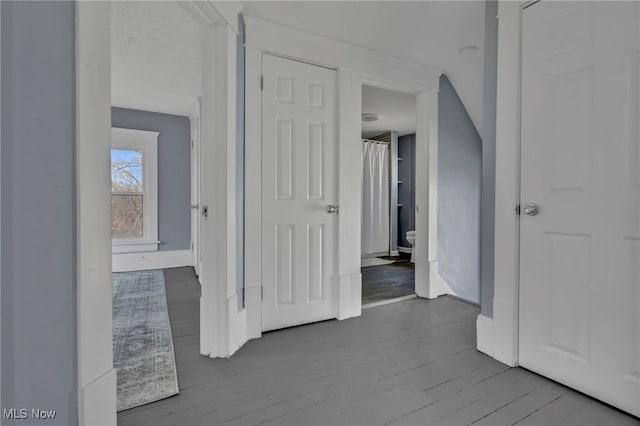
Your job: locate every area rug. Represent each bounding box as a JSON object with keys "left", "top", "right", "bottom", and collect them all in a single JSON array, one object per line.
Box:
[
  {"left": 361, "top": 257, "right": 395, "bottom": 267},
  {"left": 112, "top": 270, "right": 179, "bottom": 411}
]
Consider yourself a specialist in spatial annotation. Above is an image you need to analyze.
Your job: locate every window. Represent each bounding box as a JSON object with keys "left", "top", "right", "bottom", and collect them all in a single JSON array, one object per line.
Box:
[{"left": 111, "top": 128, "right": 159, "bottom": 253}]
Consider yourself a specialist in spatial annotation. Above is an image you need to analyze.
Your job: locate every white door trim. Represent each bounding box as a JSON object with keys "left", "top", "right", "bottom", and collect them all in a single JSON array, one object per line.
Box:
[
  {"left": 189, "top": 100, "right": 201, "bottom": 276},
  {"left": 476, "top": 0, "right": 537, "bottom": 367},
  {"left": 199, "top": 19, "right": 248, "bottom": 359},
  {"left": 244, "top": 16, "right": 442, "bottom": 341},
  {"left": 76, "top": 2, "right": 117, "bottom": 424}
]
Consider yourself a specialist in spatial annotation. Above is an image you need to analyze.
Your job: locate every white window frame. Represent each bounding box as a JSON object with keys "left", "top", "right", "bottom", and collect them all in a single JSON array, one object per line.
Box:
[{"left": 111, "top": 127, "right": 160, "bottom": 253}]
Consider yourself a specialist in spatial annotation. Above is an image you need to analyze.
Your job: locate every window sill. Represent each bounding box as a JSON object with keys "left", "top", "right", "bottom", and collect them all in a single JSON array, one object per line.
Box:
[{"left": 112, "top": 240, "right": 160, "bottom": 254}]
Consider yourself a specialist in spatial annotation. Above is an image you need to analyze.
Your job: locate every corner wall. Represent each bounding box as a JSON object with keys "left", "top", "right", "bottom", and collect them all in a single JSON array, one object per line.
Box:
[
  {"left": 437, "top": 75, "right": 482, "bottom": 304},
  {"left": 1, "top": 2, "right": 78, "bottom": 424}
]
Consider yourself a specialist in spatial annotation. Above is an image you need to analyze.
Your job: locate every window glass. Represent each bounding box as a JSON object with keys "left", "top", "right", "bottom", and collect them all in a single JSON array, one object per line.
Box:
[{"left": 111, "top": 149, "right": 144, "bottom": 238}]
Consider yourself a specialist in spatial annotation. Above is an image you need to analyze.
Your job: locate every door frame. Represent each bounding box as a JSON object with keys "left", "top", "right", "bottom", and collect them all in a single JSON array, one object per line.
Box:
[
  {"left": 244, "top": 15, "right": 444, "bottom": 340},
  {"left": 75, "top": 1, "right": 242, "bottom": 423},
  {"left": 475, "top": 0, "right": 538, "bottom": 368},
  {"left": 189, "top": 99, "right": 201, "bottom": 276}
]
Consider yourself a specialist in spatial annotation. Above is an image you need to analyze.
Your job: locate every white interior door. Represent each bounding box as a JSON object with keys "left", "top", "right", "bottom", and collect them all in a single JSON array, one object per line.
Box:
[
  {"left": 520, "top": 1, "right": 640, "bottom": 416},
  {"left": 261, "top": 54, "right": 337, "bottom": 332}
]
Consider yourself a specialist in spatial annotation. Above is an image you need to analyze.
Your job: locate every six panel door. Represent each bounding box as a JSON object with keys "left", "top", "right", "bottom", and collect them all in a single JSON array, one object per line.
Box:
[
  {"left": 519, "top": 1, "right": 640, "bottom": 416},
  {"left": 261, "top": 54, "right": 338, "bottom": 332}
]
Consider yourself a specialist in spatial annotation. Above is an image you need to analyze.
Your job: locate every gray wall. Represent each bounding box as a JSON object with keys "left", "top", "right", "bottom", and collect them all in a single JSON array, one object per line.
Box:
[
  {"left": 111, "top": 108, "right": 191, "bottom": 252},
  {"left": 481, "top": 0, "right": 498, "bottom": 316},
  {"left": 397, "top": 134, "right": 416, "bottom": 248},
  {"left": 1, "top": 2, "right": 78, "bottom": 424},
  {"left": 437, "top": 75, "right": 482, "bottom": 304}
]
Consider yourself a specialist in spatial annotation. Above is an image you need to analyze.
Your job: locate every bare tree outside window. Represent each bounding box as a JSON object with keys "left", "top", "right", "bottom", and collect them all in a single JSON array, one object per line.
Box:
[{"left": 111, "top": 149, "right": 144, "bottom": 238}]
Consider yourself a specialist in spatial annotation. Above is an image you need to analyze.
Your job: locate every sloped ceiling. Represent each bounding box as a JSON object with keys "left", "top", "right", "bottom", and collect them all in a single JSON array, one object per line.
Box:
[
  {"left": 111, "top": 1, "right": 205, "bottom": 116},
  {"left": 242, "top": 1, "right": 486, "bottom": 135}
]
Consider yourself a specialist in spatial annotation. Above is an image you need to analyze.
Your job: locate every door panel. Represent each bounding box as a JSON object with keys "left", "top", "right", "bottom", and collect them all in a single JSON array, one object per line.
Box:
[
  {"left": 520, "top": 2, "right": 640, "bottom": 416},
  {"left": 262, "top": 54, "right": 337, "bottom": 331}
]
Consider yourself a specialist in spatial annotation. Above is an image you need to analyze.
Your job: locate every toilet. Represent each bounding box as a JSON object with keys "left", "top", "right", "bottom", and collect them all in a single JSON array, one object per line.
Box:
[{"left": 406, "top": 230, "right": 416, "bottom": 263}]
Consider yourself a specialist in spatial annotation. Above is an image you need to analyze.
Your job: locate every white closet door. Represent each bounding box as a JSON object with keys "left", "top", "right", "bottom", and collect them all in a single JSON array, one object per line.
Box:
[
  {"left": 261, "top": 54, "right": 338, "bottom": 332},
  {"left": 519, "top": 1, "right": 640, "bottom": 416}
]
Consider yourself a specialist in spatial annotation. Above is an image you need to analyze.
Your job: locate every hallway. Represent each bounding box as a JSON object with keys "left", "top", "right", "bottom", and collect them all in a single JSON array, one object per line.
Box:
[{"left": 117, "top": 268, "right": 638, "bottom": 426}]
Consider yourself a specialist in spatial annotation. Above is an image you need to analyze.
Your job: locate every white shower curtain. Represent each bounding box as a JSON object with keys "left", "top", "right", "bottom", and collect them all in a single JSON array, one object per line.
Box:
[{"left": 362, "top": 141, "right": 390, "bottom": 256}]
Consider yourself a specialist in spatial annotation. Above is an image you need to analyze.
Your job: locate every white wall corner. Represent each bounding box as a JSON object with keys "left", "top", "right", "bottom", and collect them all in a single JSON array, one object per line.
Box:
[
  {"left": 428, "top": 260, "right": 454, "bottom": 298},
  {"left": 476, "top": 314, "right": 494, "bottom": 357}
]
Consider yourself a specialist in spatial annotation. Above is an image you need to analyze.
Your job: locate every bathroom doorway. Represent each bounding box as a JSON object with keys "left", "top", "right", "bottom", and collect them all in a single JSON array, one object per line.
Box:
[{"left": 360, "top": 85, "right": 417, "bottom": 307}]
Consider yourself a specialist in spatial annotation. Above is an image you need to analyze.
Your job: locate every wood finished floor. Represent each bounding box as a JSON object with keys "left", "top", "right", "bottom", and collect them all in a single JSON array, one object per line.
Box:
[
  {"left": 117, "top": 267, "right": 639, "bottom": 426},
  {"left": 361, "top": 260, "right": 415, "bottom": 305}
]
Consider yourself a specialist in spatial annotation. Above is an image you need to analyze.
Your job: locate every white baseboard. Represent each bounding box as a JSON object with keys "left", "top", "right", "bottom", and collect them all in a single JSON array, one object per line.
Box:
[
  {"left": 362, "top": 294, "right": 417, "bottom": 310},
  {"left": 397, "top": 246, "right": 413, "bottom": 254},
  {"left": 390, "top": 250, "right": 400, "bottom": 257},
  {"left": 112, "top": 249, "right": 191, "bottom": 272},
  {"left": 476, "top": 314, "right": 494, "bottom": 357},
  {"left": 78, "top": 368, "right": 117, "bottom": 426}
]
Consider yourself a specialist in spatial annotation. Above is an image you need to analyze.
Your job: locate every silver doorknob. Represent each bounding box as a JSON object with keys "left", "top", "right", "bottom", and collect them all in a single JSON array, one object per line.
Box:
[
  {"left": 522, "top": 203, "right": 539, "bottom": 216},
  {"left": 326, "top": 205, "right": 339, "bottom": 214}
]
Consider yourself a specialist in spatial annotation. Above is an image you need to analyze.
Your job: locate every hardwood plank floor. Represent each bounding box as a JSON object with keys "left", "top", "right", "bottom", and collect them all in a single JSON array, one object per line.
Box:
[
  {"left": 117, "top": 267, "right": 639, "bottom": 426},
  {"left": 361, "top": 260, "right": 415, "bottom": 305}
]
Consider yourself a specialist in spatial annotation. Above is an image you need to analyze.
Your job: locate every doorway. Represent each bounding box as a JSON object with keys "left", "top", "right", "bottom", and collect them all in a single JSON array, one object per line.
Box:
[
  {"left": 360, "top": 85, "right": 418, "bottom": 307},
  {"left": 110, "top": 0, "right": 204, "bottom": 412}
]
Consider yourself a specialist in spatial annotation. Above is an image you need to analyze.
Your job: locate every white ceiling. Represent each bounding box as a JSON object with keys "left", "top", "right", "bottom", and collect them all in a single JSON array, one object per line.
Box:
[
  {"left": 242, "top": 1, "right": 487, "bottom": 135},
  {"left": 362, "top": 85, "right": 416, "bottom": 138},
  {"left": 111, "top": 1, "right": 205, "bottom": 116}
]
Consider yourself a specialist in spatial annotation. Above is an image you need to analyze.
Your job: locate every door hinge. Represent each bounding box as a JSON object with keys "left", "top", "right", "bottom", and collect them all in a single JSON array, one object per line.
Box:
[
  {"left": 191, "top": 139, "right": 195, "bottom": 148},
  {"left": 260, "top": 74, "right": 264, "bottom": 91},
  {"left": 191, "top": 242, "right": 194, "bottom": 250},
  {"left": 516, "top": 204, "right": 521, "bottom": 216},
  {"left": 261, "top": 286, "right": 264, "bottom": 300}
]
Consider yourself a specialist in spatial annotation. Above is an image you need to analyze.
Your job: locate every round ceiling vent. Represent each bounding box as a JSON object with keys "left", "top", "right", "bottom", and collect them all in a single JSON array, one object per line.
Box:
[{"left": 362, "top": 113, "right": 380, "bottom": 122}]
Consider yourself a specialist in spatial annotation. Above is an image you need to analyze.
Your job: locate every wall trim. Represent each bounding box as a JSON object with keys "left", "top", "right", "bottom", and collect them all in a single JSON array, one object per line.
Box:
[
  {"left": 427, "top": 260, "right": 455, "bottom": 298},
  {"left": 198, "top": 23, "right": 242, "bottom": 359},
  {"left": 112, "top": 249, "right": 191, "bottom": 273},
  {"left": 337, "top": 273, "right": 362, "bottom": 320},
  {"left": 486, "top": 0, "right": 531, "bottom": 368},
  {"left": 78, "top": 368, "right": 117, "bottom": 426},
  {"left": 76, "top": 2, "right": 117, "bottom": 424},
  {"left": 476, "top": 314, "right": 494, "bottom": 358}
]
